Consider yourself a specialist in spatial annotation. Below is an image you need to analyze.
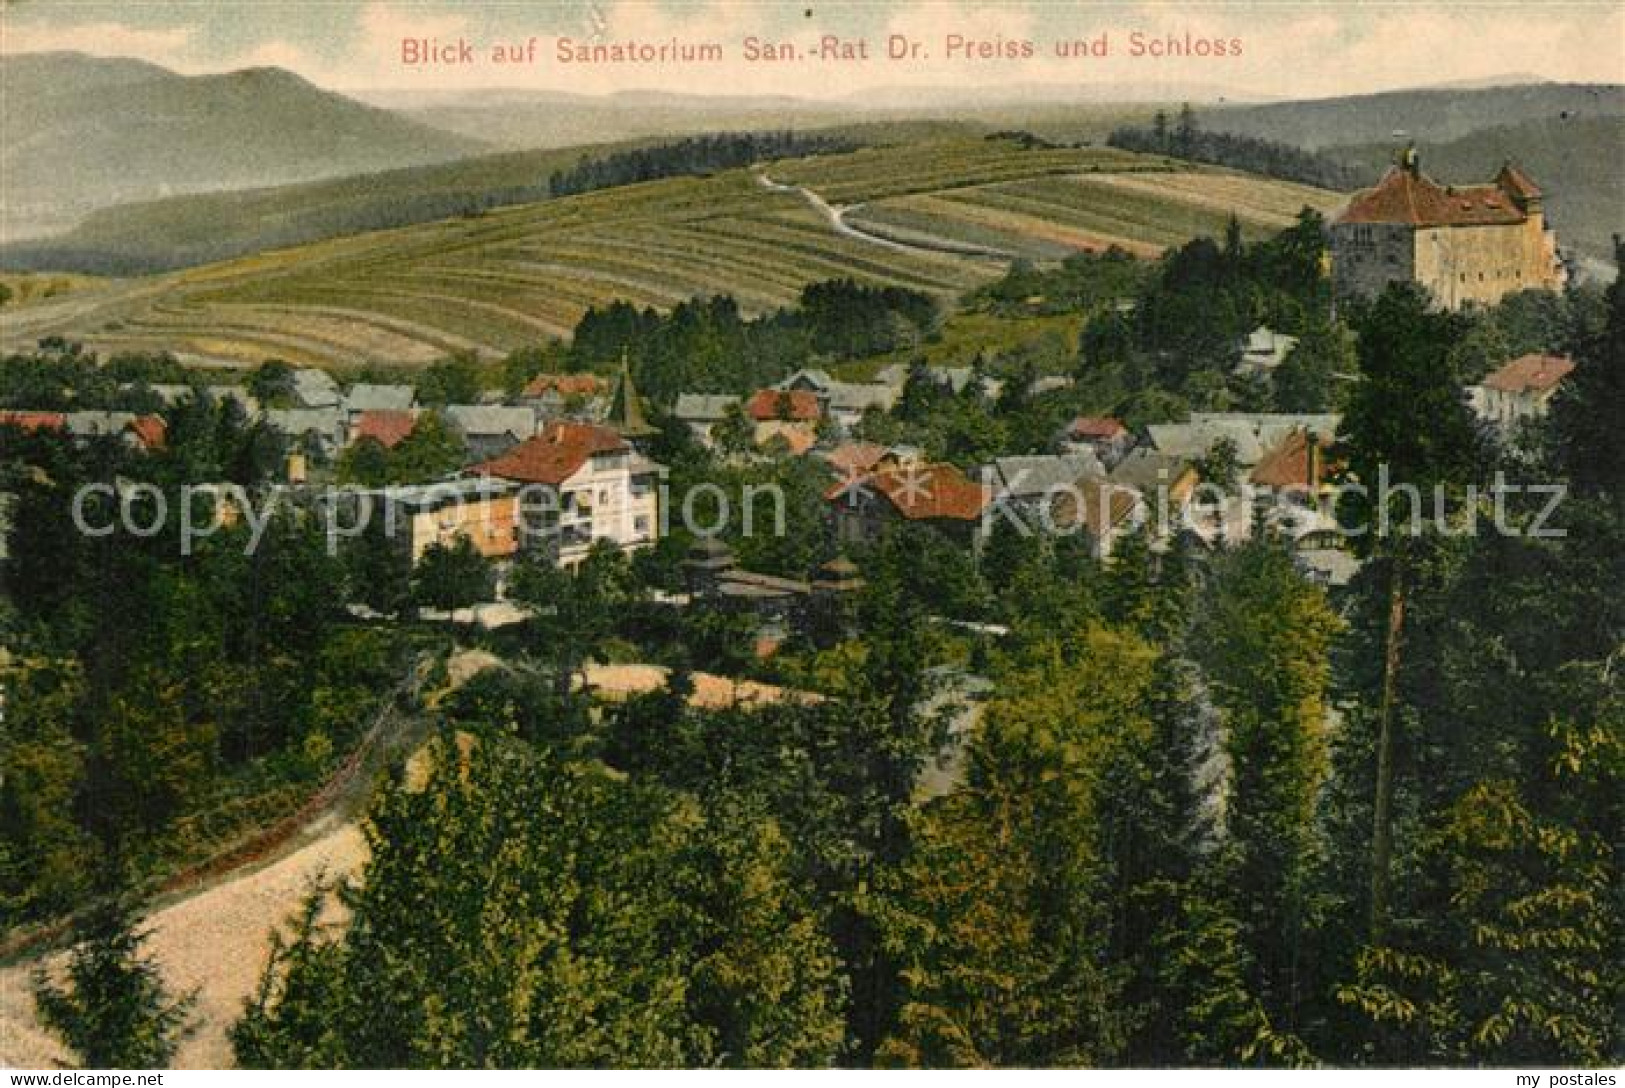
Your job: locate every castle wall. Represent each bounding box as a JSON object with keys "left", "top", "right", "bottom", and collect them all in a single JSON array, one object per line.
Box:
[
  {"left": 1332, "top": 221, "right": 1415, "bottom": 301},
  {"left": 1411, "top": 215, "right": 1562, "bottom": 309}
]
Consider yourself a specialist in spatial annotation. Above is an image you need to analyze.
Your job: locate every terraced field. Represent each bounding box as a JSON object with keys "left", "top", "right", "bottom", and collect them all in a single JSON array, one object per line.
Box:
[
  {"left": 0, "top": 138, "right": 1346, "bottom": 370},
  {"left": 844, "top": 168, "right": 1346, "bottom": 261}
]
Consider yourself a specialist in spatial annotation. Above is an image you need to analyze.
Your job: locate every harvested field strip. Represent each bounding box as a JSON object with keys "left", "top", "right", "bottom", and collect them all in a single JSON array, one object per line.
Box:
[
  {"left": 879, "top": 193, "right": 1165, "bottom": 257},
  {"left": 711, "top": 217, "right": 990, "bottom": 291},
  {"left": 232, "top": 304, "right": 483, "bottom": 356},
  {"left": 1076, "top": 171, "right": 1340, "bottom": 221},
  {"left": 400, "top": 263, "right": 686, "bottom": 314},
  {"left": 235, "top": 285, "right": 570, "bottom": 344},
  {"left": 844, "top": 205, "right": 1072, "bottom": 260},
  {"left": 639, "top": 225, "right": 940, "bottom": 293},
  {"left": 937, "top": 188, "right": 1206, "bottom": 248},
  {"left": 124, "top": 303, "right": 429, "bottom": 358}
]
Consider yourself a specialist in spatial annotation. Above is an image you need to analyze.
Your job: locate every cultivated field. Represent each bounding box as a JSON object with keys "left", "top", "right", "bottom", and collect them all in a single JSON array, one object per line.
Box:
[{"left": 0, "top": 138, "right": 1343, "bottom": 370}]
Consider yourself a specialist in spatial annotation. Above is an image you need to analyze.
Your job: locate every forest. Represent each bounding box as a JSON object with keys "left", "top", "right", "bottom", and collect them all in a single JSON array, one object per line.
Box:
[{"left": 2, "top": 225, "right": 1619, "bottom": 1069}]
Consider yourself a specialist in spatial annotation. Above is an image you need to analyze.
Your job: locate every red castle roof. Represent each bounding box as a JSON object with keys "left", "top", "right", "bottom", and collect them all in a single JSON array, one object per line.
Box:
[{"left": 1337, "top": 164, "right": 1537, "bottom": 229}]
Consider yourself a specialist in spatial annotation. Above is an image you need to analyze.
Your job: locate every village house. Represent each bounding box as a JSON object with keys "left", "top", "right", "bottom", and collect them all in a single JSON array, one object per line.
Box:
[
  {"left": 444, "top": 405, "right": 539, "bottom": 461},
  {"left": 1237, "top": 326, "right": 1299, "bottom": 377},
  {"left": 1331, "top": 151, "right": 1564, "bottom": 309},
  {"left": 520, "top": 372, "right": 608, "bottom": 417},
  {"left": 266, "top": 407, "right": 346, "bottom": 460},
  {"left": 983, "top": 452, "right": 1107, "bottom": 522},
  {"left": 826, "top": 448, "right": 991, "bottom": 546},
  {"left": 818, "top": 441, "right": 888, "bottom": 483},
  {"left": 1109, "top": 448, "right": 1201, "bottom": 531},
  {"left": 347, "top": 409, "right": 420, "bottom": 450},
  {"left": 774, "top": 368, "right": 902, "bottom": 431},
  {"left": 746, "top": 388, "right": 821, "bottom": 454},
  {"left": 290, "top": 368, "right": 343, "bottom": 410},
  {"left": 1471, "top": 352, "right": 1575, "bottom": 434},
  {"left": 355, "top": 477, "right": 521, "bottom": 563},
  {"left": 471, "top": 420, "right": 663, "bottom": 566},
  {"left": 344, "top": 383, "right": 417, "bottom": 417},
  {"left": 673, "top": 393, "right": 742, "bottom": 447},
  {"left": 1057, "top": 415, "right": 1134, "bottom": 465},
  {"left": 1247, "top": 427, "right": 1340, "bottom": 541},
  {"left": 874, "top": 363, "right": 1003, "bottom": 401},
  {"left": 0, "top": 410, "right": 66, "bottom": 435},
  {"left": 1048, "top": 474, "right": 1142, "bottom": 558},
  {"left": 1, "top": 410, "right": 167, "bottom": 452}
]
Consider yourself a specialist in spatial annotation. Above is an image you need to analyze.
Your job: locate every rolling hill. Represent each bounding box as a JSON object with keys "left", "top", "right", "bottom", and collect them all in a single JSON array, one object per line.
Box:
[
  {"left": 0, "top": 138, "right": 1340, "bottom": 371},
  {"left": 0, "top": 52, "right": 489, "bottom": 241},
  {"left": 1205, "top": 82, "right": 1625, "bottom": 149}
]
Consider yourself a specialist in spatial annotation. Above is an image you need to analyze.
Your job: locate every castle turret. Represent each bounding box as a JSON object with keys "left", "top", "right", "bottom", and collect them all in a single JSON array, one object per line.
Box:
[{"left": 1495, "top": 161, "right": 1543, "bottom": 215}]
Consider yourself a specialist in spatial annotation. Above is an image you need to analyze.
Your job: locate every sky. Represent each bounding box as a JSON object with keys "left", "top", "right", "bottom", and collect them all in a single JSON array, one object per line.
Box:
[{"left": 2, "top": 1, "right": 1622, "bottom": 101}]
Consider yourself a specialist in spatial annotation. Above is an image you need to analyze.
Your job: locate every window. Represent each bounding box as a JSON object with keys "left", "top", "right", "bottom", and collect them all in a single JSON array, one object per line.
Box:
[{"left": 634, "top": 516, "right": 651, "bottom": 536}]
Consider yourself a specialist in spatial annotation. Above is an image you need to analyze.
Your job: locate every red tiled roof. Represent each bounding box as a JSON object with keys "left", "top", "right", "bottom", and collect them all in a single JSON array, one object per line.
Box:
[
  {"left": 523, "top": 373, "right": 607, "bottom": 398},
  {"left": 826, "top": 460, "right": 989, "bottom": 522},
  {"left": 1337, "top": 166, "right": 1529, "bottom": 228},
  {"left": 1250, "top": 429, "right": 1336, "bottom": 489},
  {"left": 474, "top": 420, "right": 626, "bottom": 485},
  {"left": 746, "top": 389, "right": 821, "bottom": 422},
  {"left": 824, "top": 441, "right": 887, "bottom": 475},
  {"left": 0, "top": 411, "right": 67, "bottom": 434},
  {"left": 1482, "top": 353, "right": 1574, "bottom": 394},
  {"left": 1067, "top": 415, "right": 1128, "bottom": 440},
  {"left": 757, "top": 424, "right": 818, "bottom": 456},
  {"left": 1495, "top": 163, "right": 1541, "bottom": 201},
  {"left": 128, "top": 415, "right": 167, "bottom": 451},
  {"left": 353, "top": 410, "right": 418, "bottom": 449}
]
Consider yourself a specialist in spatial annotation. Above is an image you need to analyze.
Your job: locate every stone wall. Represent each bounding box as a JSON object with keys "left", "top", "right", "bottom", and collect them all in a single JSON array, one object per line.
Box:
[{"left": 1333, "top": 214, "right": 1563, "bottom": 309}]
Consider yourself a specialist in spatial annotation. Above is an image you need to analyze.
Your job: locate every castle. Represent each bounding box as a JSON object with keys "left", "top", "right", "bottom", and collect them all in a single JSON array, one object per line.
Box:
[{"left": 1331, "top": 149, "right": 1564, "bottom": 309}]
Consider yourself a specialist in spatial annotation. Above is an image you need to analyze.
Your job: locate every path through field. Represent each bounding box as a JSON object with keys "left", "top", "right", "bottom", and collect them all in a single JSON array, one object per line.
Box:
[{"left": 755, "top": 170, "right": 1012, "bottom": 259}]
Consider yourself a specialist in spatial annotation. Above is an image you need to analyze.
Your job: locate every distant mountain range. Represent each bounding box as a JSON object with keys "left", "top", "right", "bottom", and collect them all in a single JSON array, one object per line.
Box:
[
  {"left": 0, "top": 53, "right": 1617, "bottom": 271},
  {"left": 0, "top": 52, "right": 488, "bottom": 240},
  {"left": 1203, "top": 82, "right": 1625, "bottom": 149}
]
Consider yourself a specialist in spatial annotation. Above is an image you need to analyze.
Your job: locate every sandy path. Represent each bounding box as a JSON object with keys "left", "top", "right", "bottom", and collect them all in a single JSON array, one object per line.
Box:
[
  {"left": 755, "top": 171, "right": 1009, "bottom": 260},
  {"left": 0, "top": 819, "right": 366, "bottom": 1070},
  {"left": 0, "top": 652, "right": 804, "bottom": 1069}
]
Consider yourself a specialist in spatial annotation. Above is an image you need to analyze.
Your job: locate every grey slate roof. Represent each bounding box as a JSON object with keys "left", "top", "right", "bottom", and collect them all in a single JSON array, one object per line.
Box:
[
  {"left": 776, "top": 369, "right": 835, "bottom": 392},
  {"left": 674, "top": 394, "right": 741, "bottom": 422},
  {"left": 1145, "top": 421, "right": 1268, "bottom": 465},
  {"left": 987, "top": 452, "right": 1107, "bottom": 499},
  {"left": 1110, "top": 448, "right": 1195, "bottom": 492},
  {"left": 345, "top": 383, "right": 416, "bottom": 413},
  {"left": 444, "top": 405, "right": 537, "bottom": 439},
  {"left": 291, "top": 368, "right": 342, "bottom": 409},
  {"left": 266, "top": 407, "right": 345, "bottom": 438},
  {"left": 826, "top": 382, "right": 899, "bottom": 415},
  {"left": 64, "top": 411, "right": 136, "bottom": 437}
]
